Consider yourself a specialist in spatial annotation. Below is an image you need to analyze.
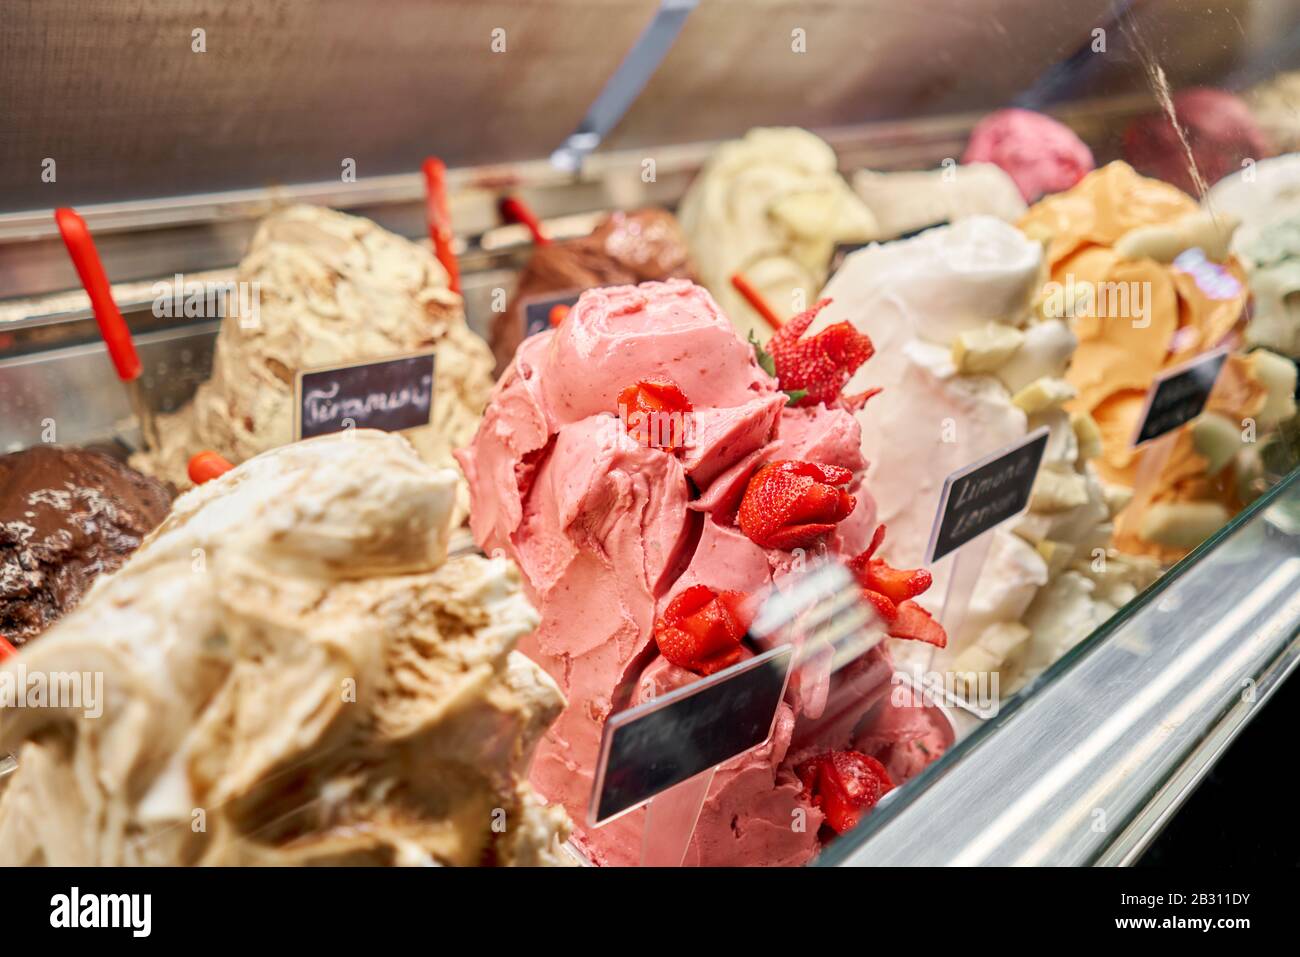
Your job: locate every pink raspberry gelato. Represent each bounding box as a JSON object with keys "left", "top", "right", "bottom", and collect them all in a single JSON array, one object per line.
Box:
[
  {"left": 963, "top": 107, "right": 1095, "bottom": 202},
  {"left": 456, "top": 279, "right": 949, "bottom": 866}
]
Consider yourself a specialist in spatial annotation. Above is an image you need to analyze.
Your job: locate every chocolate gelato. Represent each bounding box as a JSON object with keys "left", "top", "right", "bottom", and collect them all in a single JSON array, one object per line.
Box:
[
  {"left": 489, "top": 208, "right": 694, "bottom": 373},
  {"left": 0, "top": 446, "right": 171, "bottom": 646}
]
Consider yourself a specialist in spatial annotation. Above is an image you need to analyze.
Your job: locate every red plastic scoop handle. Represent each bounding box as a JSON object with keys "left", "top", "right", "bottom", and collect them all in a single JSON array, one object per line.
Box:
[
  {"left": 499, "top": 195, "right": 551, "bottom": 246},
  {"left": 54, "top": 207, "right": 141, "bottom": 381},
  {"left": 422, "top": 158, "right": 461, "bottom": 294},
  {"left": 729, "top": 272, "right": 785, "bottom": 331}
]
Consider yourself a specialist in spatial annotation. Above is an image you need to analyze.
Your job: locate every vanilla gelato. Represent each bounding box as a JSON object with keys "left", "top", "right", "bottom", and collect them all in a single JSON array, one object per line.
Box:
[
  {"left": 852, "top": 162, "right": 1027, "bottom": 241},
  {"left": 131, "top": 205, "right": 495, "bottom": 523},
  {"left": 678, "top": 128, "right": 878, "bottom": 342},
  {"left": 0, "top": 431, "right": 570, "bottom": 866}
]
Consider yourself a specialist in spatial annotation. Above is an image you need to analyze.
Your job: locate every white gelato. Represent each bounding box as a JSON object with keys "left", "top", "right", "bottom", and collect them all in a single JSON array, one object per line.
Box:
[
  {"left": 678, "top": 127, "right": 878, "bottom": 342},
  {"left": 811, "top": 216, "right": 1155, "bottom": 693},
  {"left": 0, "top": 431, "right": 570, "bottom": 866}
]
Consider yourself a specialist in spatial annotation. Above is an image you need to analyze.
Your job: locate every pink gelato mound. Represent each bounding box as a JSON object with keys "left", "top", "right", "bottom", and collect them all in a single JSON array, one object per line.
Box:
[
  {"left": 963, "top": 107, "right": 1095, "bottom": 202},
  {"left": 456, "top": 279, "right": 948, "bottom": 866},
  {"left": 1123, "top": 87, "right": 1275, "bottom": 196}
]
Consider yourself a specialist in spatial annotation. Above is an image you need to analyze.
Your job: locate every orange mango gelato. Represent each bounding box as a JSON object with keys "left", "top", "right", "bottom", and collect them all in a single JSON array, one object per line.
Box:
[{"left": 1020, "top": 162, "right": 1260, "bottom": 561}]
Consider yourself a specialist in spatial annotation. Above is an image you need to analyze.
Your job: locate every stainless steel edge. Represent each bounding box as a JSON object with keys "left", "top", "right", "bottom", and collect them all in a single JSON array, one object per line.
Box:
[{"left": 825, "top": 472, "right": 1300, "bottom": 866}]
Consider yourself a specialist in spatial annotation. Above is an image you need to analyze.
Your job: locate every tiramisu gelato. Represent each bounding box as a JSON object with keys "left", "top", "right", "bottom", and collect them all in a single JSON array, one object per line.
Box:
[
  {"left": 1123, "top": 88, "right": 1275, "bottom": 196},
  {"left": 457, "top": 279, "right": 950, "bottom": 866},
  {"left": 0, "top": 431, "right": 571, "bottom": 866},
  {"left": 1, "top": 446, "right": 171, "bottom": 647},
  {"left": 131, "top": 204, "right": 495, "bottom": 521},
  {"left": 678, "top": 127, "right": 878, "bottom": 342},
  {"left": 1020, "top": 161, "right": 1296, "bottom": 562},
  {"left": 962, "top": 108, "right": 1095, "bottom": 202},
  {"left": 809, "top": 216, "right": 1151, "bottom": 692},
  {"left": 489, "top": 207, "right": 694, "bottom": 374},
  {"left": 852, "top": 162, "right": 1027, "bottom": 241}
]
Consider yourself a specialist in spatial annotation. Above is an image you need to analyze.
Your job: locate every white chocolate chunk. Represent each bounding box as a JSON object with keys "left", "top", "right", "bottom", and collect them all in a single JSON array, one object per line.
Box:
[
  {"left": 1192, "top": 411, "right": 1244, "bottom": 476},
  {"left": 952, "top": 324, "right": 1025, "bottom": 374},
  {"left": 1071, "top": 411, "right": 1104, "bottom": 462},
  {"left": 1029, "top": 467, "right": 1092, "bottom": 513},
  {"left": 1115, "top": 210, "right": 1239, "bottom": 263},
  {"left": 1250, "top": 348, "right": 1299, "bottom": 425},
  {"left": 996, "top": 320, "right": 1077, "bottom": 394},
  {"left": 1013, "top": 376, "right": 1077, "bottom": 414},
  {"left": 951, "top": 622, "right": 1031, "bottom": 689},
  {"left": 1138, "top": 501, "right": 1231, "bottom": 549}
]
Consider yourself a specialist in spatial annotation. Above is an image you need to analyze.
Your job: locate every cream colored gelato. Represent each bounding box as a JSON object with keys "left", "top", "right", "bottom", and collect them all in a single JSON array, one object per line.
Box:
[
  {"left": 811, "top": 216, "right": 1154, "bottom": 692},
  {"left": 1207, "top": 155, "right": 1300, "bottom": 357},
  {"left": 679, "top": 127, "right": 878, "bottom": 342},
  {"left": 1246, "top": 72, "right": 1300, "bottom": 154},
  {"left": 852, "top": 162, "right": 1027, "bottom": 240},
  {"left": 0, "top": 430, "right": 570, "bottom": 866},
  {"left": 131, "top": 205, "right": 494, "bottom": 523}
]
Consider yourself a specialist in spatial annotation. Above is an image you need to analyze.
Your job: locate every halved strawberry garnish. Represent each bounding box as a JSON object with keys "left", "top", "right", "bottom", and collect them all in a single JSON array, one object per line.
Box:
[
  {"left": 653, "top": 585, "right": 751, "bottom": 675},
  {"left": 796, "top": 750, "right": 894, "bottom": 834},
  {"left": 846, "top": 524, "right": 946, "bottom": 647},
  {"left": 888, "top": 602, "right": 947, "bottom": 647},
  {"left": 765, "top": 299, "right": 878, "bottom": 409},
  {"left": 737, "top": 460, "right": 855, "bottom": 550},
  {"left": 617, "top": 376, "right": 693, "bottom": 454}
]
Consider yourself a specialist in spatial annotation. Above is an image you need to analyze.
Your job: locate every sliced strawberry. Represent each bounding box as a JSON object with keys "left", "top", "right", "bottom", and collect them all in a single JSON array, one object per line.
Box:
[
  {"left": 859, "top": 588, "right": 899, "bottom": 624},
  {"left": 766, "top": 299, "right": 877, "bottom": 409},
  {"left": 797, "top": 750, "right": 894, "bottom": 834},
  {"left": 864, "top": 559, "right": 932, "bottom": 607},
  {"left": 0, "top": 634, "right": 16, "bottom": 660},
  {"left": 653, "top": 585, "right": 750, "bottom": 675},
  {"left": 617, "top": 376, "right": 693, "bottom": 454},
  {"left": 846, "top": 524, "right": 946, "bottom": 647},
  {"left": 737, "top": 460, "right": 855, "bottom": 550},
  {"left": 889, "top": 601, "right": 948, "bottom": 648}
]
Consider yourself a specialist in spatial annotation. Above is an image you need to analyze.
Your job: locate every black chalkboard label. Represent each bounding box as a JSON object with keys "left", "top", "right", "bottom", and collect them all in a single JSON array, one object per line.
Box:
[
  {"left": 294, "top": 351, "right": 436, "bottom": 440},
  {"left": 588, "top": 644, "right": 793, "bottom": 826},
  {"left": 1132, "top": 348, "right": 1229, "bottom": 447},
  {"left": 927, "top": 427, "right": 1050, "bottom": 563},
  {"left": 522, "top": 290, "right": 582, "bottom": 340}
]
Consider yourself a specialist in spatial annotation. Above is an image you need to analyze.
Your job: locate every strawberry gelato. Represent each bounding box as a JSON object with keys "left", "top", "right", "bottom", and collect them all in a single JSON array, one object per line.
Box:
[
  {"left": 963, "top": 108, "right": 1095, "bottom": 203},
  {"left": 456, "top": 279, "right": 948, "bottom": 866}
]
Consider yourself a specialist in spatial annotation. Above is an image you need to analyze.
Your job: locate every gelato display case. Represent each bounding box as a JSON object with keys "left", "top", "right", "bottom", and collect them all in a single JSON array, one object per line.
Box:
[{"left": 3, "top": 0, "right": 1300, "bottom": 867}]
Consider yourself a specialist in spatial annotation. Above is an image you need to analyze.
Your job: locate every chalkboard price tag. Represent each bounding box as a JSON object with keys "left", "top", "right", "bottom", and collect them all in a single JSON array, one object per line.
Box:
[
  {"left": 588, "top": 644, "right": 794, "bottom": 826},
  {"left": 293, "top": 350, "right": 436, "bottom": 441},
  {"left": 926, "top": 427, "right": 1050, "bottom": 564},
  {"left": 1131, "top": 347, "right": 1229, "bottom": 447},
  {"left": 522, "top": 290, "right": 582, "bottom": 340}
]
